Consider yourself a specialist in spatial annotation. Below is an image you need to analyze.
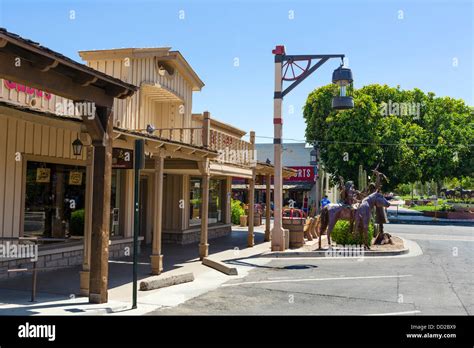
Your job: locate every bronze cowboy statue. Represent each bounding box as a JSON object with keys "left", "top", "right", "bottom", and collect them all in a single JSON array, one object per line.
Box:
[
  {"left": 318, "top": 168, "right": 391, "bottom": 249},
  {"left": 318, "top": 176, "right": 362, "bottom": 249}
]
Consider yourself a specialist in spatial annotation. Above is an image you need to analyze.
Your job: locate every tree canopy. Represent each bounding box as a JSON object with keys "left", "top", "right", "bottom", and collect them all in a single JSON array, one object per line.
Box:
[{"left": 303, "top": 84, "right": 473, "bottom": 191}]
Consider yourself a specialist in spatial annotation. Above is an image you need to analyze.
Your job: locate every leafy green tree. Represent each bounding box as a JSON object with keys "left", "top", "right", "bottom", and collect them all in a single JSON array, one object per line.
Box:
[{"left": 303, "top": 84, "right": 473, "bottom": 191}]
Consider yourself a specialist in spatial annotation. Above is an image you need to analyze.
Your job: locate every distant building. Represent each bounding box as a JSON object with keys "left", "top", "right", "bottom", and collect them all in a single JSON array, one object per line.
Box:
[{"left": 254, "top": 143, "right": 339, "bottom": 213}]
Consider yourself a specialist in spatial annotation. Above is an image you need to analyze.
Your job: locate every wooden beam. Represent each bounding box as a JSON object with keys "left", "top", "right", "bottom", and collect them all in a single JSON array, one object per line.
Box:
[
  {"left": 88, "top": 107, "right": 113, "bottom": 304},
  {"left": 265, "top": 174, "right": 271, "bottom": 242},
  {"left": 73, "top": 74, "right": 98, "bottom": 87},
  {"left": 151, "top": 156, "right": 164, "bottom": 275},
  {"left": 0, "top": 51, "right": 114, "bottom": 107},
  {"left": 34, "top": 58, "right": 59, "bottom": 72},
  {"left": 81, "top": 114, "right": 105, "bottom": 143},
  {"left": 248, "top": 175, "right": 255, "bottom": 247},
  {"left": 199, "top": 172, "right": 210, "bottom": 260}
]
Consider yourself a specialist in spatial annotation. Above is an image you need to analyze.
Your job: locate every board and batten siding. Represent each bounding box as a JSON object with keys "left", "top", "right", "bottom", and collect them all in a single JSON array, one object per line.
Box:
[
  {"left": 86, "top": 57, "right": 193, "bottom": 141},
  {"left": 0, "top": 111, "right": 86, "bottom": 239}
]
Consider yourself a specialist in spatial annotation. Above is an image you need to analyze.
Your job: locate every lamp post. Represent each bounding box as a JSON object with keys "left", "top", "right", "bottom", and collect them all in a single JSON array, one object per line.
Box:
[{"left": 271, "top": 45, "right": 354, "bottom": 251}]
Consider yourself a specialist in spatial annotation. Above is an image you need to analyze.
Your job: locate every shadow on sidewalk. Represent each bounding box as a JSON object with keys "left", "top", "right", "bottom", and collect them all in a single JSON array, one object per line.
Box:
[{"left": 0, "top": 229, "right": 266, "bottom": 313}]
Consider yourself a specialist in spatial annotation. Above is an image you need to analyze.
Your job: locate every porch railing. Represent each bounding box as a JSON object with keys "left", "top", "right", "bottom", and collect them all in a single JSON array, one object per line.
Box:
[
  {"left": 153, "top": 127, "right": 204, "bottom": 147},
  {"left": 209, "top": 129, "right": 255, "bottom": 167}
]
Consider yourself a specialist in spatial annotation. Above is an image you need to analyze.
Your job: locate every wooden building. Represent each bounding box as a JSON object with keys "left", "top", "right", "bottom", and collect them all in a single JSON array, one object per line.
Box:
[{"left": 0, "top": 31, "right": 293, "bottom": 302}]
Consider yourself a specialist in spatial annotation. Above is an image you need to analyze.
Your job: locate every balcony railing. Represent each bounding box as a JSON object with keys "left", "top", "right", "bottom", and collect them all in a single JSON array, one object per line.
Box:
[
  {"left": 209, "top": 129, "right": 255, "bottom": 167},
  {"left": 151, "top": 127, "right": 255, "bottom": 166},
  {"left": 153, "top": 127, "right": 204, "bottom": 147}
]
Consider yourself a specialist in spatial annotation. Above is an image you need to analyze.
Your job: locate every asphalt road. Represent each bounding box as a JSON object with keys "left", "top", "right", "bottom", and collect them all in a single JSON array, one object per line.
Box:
[{"left": 149, "top": 224, "right": 473, "bottom": 315}]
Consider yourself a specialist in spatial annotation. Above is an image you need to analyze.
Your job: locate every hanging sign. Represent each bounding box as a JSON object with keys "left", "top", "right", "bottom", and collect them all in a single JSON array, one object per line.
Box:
[
  {"left": 36, "top": 168, "right": 51, "bottom": 183},
  {"left": 112, "top": 148, "right": 134, "bottom": 169},
  {"left": 69, "top": 171, "right": 83, "bottom": 185}
]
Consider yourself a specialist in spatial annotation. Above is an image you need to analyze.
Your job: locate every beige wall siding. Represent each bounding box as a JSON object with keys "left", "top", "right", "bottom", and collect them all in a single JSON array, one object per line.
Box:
[
  {"left": 0, "top": 112, "right": 86, "bottom": 238},
  {"left": 86, "top": 57, "right": 193, "bottom": 138}
]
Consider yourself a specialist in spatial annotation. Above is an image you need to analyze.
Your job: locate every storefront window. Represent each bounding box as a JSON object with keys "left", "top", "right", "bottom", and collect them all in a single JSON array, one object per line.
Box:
[
  {"left": 110, "top": 169, "right": 124, "bottom": 237},
  {"left": 209, "top": 179, "right": 223, "bottom": 224},
  {"left": 189, "top": 177, "right": 225, "bottom": 226},
  {"left": 189, "top": 178, "right": 202, "bottom": 226},
  {"left": 24, "top": 161, "right": 86, "bottom": 239}
]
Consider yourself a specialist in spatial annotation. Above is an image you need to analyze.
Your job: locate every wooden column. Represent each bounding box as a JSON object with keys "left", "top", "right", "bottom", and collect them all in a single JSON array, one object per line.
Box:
[
  {"left": 247, "top": 131, "right": 256, "bottom": 247},
  {"left": 199, "top": 111, "right": 211, "bottom": 259},
  {"left": 225, "top": 176, "right": 232, "bottom": 224},
  {"left": 151, "top": 155, "right": 164, "bottom": 274},
  {"left": 88, "top": 107, "right": 113, "bottom": 304},
  {"left": 265, "top": 173, "right": 271, "bottom": 242},
  {"left": 199, "top": 173, "right": 210, "bottom": 259},
  {"left": 80, "top": 147, "right": 94, "bottom": 296}
]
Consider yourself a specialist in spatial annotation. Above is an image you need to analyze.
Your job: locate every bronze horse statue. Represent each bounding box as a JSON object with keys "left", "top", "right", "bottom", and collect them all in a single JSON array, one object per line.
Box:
[
  {"left": 354, "top": 192, "right": 391, "bottom": 248},
  {"left": 319, "top": 192, "right": 390, "bottom": 249}
]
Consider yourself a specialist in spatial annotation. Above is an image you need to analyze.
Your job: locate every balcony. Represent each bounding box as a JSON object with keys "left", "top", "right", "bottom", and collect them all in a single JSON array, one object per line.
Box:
[{"left": 150, "top": 123, "right": 254, "bottom": 167}]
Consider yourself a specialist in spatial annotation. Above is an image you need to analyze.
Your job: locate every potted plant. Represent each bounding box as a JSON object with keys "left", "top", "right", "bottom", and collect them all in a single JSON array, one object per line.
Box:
[{"left": 70, "top": 209, "right": 85, "bottom": 238}]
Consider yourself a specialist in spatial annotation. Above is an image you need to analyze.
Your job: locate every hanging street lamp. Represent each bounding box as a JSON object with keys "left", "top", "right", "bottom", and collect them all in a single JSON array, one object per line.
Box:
[
  {"left": 332, "top": 65, "right": 354, "bottom": 110},
  {"left": 271, "top": 45, "right": 354, "bottom": 251}
]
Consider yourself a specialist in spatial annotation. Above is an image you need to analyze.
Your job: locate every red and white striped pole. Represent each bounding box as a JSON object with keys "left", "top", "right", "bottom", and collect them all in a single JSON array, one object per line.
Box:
[{"left": 271, "top": 45, "right": 286, "bottom": 251}]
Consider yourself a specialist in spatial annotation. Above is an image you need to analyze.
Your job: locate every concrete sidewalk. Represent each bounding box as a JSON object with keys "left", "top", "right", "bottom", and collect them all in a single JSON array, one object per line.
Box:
[{"left": 0, "top": 226, "right": 274, "bottom": 316}]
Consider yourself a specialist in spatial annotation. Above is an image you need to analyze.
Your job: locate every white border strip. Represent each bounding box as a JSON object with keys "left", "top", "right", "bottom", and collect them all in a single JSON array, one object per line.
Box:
[{"left": 222, "top": 274, "right": 412, "bottom": 287}]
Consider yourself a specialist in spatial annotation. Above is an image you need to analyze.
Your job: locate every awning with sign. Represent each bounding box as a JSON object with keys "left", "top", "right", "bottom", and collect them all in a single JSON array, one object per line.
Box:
[{"left": 232, "top": 182, "right": 314, "bottom": 191}]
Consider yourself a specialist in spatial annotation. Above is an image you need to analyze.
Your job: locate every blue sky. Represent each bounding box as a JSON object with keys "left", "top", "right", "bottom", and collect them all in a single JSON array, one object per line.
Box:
[{"left": 0, "top": 0, "right": 472, "bottom": 143}]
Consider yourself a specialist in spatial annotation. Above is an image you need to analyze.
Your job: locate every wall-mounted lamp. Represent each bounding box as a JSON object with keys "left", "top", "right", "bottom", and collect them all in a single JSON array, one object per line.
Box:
[{"left": 72, "top": 137, "right": 83, "bottom": 156}]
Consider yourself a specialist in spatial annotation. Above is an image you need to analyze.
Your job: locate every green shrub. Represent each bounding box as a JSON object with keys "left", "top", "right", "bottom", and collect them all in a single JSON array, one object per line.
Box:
[
  {"left": 231, "top": 198, "right": 245, "bottom": 225},
  {"left": 70, "top": 209, "right": 85, "bottom": 236},
  {"left": 330, "top": 220, "right": 374, "bottom": 245}
]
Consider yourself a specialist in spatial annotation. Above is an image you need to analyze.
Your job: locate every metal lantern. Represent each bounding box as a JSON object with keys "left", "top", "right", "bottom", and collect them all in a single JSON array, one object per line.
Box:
[
  {"left": 72, "top": 137, "right": 83, "bottom": 156},
  {"left": 332, "top": 66, "right": 354, "bottom": 110},
  {"left": 310, "top": 146, "right": 317, "bottom": 166}
]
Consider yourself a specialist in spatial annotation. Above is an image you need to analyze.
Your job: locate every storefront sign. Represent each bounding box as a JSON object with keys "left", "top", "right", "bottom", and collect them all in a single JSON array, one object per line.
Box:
[
  {"left": 36, "top": 168, "right": 51, "bottom": 183},
  {"left": 112, "top": 148, "right": 134, "bottom": 169},
  {"left": 3, "top": 80, "right": 52, "bottom": 100},
  {"left": 69, "top": 171, "right": 83, "bottom": 185},
  {"left": 286, "top": 166, "right": 315, "bottom": 182}
]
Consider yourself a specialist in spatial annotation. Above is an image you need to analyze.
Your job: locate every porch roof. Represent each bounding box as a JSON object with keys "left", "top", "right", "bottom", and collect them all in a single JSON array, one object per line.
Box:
[
  {"left": 255, "top": 161, "right": 297, "bottom": 179},
  {"left": 0, "top": 28, "right": 137, "bottom": 106},
  {"left": 141, "top": 82, "right": 184, "bottom": 103}
]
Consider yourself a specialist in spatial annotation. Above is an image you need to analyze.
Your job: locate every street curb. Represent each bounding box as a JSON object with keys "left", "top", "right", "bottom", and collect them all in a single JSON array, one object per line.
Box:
[
  {"left": 139, "top": 272, "right": 194, "bottom": 291},
  {"left": 260, "top": 247, "right": 409, "bottom": 258},
  {"left": 388, "top": 219, "right": 474, "bottom": 227},
  {"left": 202, "top": 257, "right": 238, "bottom": 275}
]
